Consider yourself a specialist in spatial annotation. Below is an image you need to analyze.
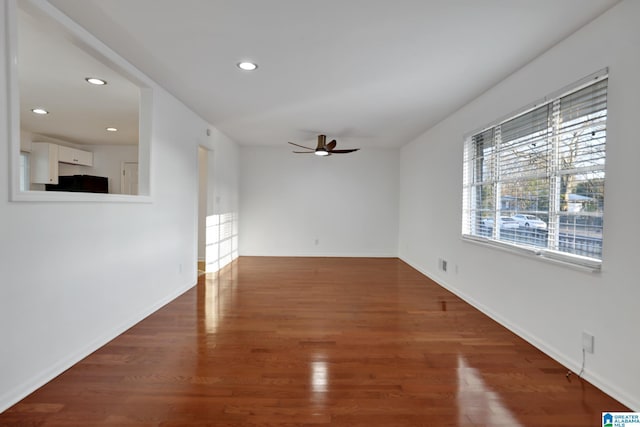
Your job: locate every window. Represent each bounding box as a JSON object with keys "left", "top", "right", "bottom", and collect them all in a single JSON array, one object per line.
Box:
[
  {"left": 19, "top": 152, "right": 29, "bottom": 191},
  {"left": 462, "top": 71, "right": 607, "bottom": 270},
  {"left": 6, "top": 0, "right": 152, "bottom": 202}
]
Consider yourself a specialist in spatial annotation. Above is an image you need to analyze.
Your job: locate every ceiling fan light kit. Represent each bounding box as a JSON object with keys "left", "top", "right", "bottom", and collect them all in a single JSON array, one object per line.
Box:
[
  {"left": 288, "top": 134, "right": 360, "bottom": 156},
  {"left": 237, "top": 61, "right": 258, "bottom": 71},
  {"left": 85, "top": 77, "right": 107, "bottom": 85}
]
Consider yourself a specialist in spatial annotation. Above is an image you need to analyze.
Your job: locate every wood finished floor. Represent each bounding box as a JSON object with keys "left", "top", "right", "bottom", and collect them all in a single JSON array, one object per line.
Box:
[{"left": 0, "top": 257, "right": 628, "bottom": 426}]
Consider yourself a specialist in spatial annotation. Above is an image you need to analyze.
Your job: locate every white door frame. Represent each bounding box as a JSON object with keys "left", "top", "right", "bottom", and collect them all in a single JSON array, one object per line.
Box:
[{"left": 198, "top": 146, "right": 214, "bottom": 272}]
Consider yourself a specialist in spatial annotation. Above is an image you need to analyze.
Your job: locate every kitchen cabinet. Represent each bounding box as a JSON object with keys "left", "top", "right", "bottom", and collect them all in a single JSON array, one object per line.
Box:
[
  {"left": 30, "top": 143, "right": 94, "bottom": 185},
  {"left": 58, "top": 145, "right": 93, "bottom": 166},
  {"left": 30, "top": 142, "right": 59, "bottom": 184}
]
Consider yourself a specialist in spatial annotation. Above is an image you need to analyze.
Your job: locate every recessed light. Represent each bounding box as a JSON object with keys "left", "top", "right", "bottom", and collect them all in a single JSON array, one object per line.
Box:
[
  {"left": 106, "top": 127, "right": 118, "bottom": 132},
  {"left": 31, "top": 108, "right": 49, "bottom": 115},
  {"left": 85, "top": 77, "right": 107, "bottom": 85},
  {"left": 237, "top": 61, "right": 258, "bottom": 71}
]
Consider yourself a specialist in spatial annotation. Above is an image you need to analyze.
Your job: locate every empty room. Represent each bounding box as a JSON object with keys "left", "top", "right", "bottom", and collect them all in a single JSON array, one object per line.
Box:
[{"left": 1, "top": 0, "right": 639, "bottom": 425}]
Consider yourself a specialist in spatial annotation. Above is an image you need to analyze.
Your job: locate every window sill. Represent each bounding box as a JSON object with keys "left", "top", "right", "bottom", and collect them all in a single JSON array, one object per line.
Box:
[
  {"left": 461, "top": 234, "right": 602, "bottom": 273},
  {"left": 10, "top": 190, "right": 152, "bottom": 203}
]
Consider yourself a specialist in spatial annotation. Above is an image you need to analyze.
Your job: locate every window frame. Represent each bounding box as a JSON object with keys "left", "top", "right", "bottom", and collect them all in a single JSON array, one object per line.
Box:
[
  {"left": 5, "top": 0, "right": 153, "bottom": 203},
  {"left": 461, "top": 69, "right": 608, "bottom": 272}
]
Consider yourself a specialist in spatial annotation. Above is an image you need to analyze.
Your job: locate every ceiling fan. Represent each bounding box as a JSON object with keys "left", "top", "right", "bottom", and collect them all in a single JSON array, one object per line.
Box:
[{"left": 288, "top": 134, "right": 360, "bottom": 156}]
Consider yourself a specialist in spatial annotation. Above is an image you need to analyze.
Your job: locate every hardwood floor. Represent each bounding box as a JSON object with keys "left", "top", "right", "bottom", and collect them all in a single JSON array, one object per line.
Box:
[{"left": 0, "top": 257, "right": 628, "bottom": 426}]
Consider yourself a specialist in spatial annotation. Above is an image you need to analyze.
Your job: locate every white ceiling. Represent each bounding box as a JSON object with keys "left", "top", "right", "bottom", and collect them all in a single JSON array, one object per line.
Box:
[
  {"left": 18, "top": 5, "right": 140, "bottom": 146},
  {"left": 47, "top": 0, "right": 618, "bottom": 149}
]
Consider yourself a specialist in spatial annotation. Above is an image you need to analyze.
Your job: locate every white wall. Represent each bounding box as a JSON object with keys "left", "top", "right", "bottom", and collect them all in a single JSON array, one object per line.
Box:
[
  {"left": 0, "top": 0, "right": 239, "bottom": 412},
  {"left": 209, "top": 129, "right": 239, "bottom": 218},
  {"left": 240, "top": 146, "right": 399, "bottom": 257},
  {"left": 398, "top": 0, "right": 640, "bottom": 410}
]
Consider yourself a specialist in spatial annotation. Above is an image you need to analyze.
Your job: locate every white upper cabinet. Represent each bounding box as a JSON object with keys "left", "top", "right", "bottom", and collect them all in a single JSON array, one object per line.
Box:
[
  {"left": 58, "top": 145, "right": 93, "bottom": 166},
  {"left": 30, "top": 142, "right": 59, "bottom": 184},
  {"left": 30, "top": 143, "right": 95, "bottom": 185}
]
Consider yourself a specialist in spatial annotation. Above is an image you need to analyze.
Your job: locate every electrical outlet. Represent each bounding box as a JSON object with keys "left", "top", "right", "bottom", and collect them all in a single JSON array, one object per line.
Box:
[
  {"left": 582, "top": 332, "right": 595, "bottom": 354},
  {"left": 438, "top": 258, "right": 447, "bottom": 272},
  {"left": 314, "top": 238, "right": 319, "bottom": 246}
]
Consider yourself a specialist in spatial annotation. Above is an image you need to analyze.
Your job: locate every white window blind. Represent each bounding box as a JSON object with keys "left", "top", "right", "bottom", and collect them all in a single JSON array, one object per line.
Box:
[{"left": 462, "top": 72, "right": 607, "bottom": 270}]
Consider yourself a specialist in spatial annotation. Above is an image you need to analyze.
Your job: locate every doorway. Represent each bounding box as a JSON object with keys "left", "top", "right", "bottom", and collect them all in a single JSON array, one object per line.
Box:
[
  {"left": 197, "top": 146, "right": 212, "bottom": 274},
  {"left": 120, "top": 162, "right": 139, "bottom": 195}
]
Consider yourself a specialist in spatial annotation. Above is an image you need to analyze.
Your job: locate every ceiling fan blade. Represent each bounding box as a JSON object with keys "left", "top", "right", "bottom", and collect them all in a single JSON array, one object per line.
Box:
[
  {"left": 329, "top": 149, "right": 360, "bottom": 153},
  {"left": 288, "top": 141, "right": 315, "bottom": 150},
  {"left": 326, "top": 140, "right": 337, "bottom": 151}
]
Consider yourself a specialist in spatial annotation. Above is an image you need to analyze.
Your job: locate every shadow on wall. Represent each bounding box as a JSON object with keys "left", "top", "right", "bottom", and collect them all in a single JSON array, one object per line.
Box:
[{"left": 206, "top": 212, "right": 239, "bottom": 272}]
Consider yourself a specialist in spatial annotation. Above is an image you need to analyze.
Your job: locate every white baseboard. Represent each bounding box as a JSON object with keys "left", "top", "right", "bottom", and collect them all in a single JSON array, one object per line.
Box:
[
  {"left": 238, "top": 251, "right": 397, "bottom": 258},
  {"left": 400, "top": 255, "right": 639, "bottom": 411},
  {"left": 0, "top": 280, "right": 197, "bottom": 413}
]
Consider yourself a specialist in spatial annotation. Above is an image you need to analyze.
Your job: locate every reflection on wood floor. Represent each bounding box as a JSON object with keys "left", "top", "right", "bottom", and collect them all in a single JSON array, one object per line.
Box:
[{"left": 0, "top": 257, "right": 628, "bottom": 426}]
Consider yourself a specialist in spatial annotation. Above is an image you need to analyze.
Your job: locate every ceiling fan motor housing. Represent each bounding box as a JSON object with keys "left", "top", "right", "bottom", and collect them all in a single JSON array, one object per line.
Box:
[{"left": 315, "top": 134, "right": 328, "bottom": 155}]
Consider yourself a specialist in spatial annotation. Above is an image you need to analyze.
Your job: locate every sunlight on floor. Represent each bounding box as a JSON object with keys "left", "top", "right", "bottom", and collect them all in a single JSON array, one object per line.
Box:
[{"left": 310, "top": 353, "right": 329, "bottom": 411}]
